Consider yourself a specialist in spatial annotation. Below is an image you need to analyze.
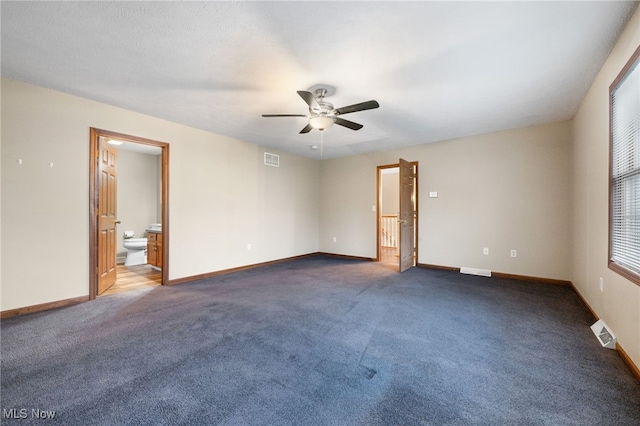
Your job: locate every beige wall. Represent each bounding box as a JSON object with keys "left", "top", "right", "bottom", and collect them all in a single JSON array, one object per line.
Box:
[
  {"left": 1, "top": 6, "right": 638, "bottom": 372},
  {"left": 572, "top": 6, "right": 640, "bottom": 368},
  {"left": 320, "top": 121, "right": 573, "bottom": 280},
  {"left": 116, "top": 149, "right": 161, "bottom": 257},
  {"left": 320, "top": 154, "right": 379, "bottom": 257},
  {"left": 380, "top": 170, "right": 399, "bottom": 216},
  {"left": 0, "top": 77, "right": 319, "bottom": 310}
]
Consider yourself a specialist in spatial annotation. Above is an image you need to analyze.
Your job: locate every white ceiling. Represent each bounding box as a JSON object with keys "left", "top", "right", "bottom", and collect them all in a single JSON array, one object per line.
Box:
[{"left": 2, "top": 1, "right": 637, "bottom": 160}]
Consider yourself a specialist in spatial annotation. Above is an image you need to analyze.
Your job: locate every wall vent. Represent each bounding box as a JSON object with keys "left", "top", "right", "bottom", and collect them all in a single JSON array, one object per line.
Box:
[
  {"left": 264, "top": 152, "right": 279, "bottom": 167},
  {"left": 590, "top": 319, "right": 617, "bottom": 349},
  {"left": 460, "top": 267, "right": 492, "bottom": 277}
]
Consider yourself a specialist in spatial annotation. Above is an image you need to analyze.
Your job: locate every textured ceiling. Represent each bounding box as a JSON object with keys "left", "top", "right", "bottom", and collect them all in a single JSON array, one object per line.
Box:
[{"left": 1, "top": 1, "right": 637, "bottom": 159}]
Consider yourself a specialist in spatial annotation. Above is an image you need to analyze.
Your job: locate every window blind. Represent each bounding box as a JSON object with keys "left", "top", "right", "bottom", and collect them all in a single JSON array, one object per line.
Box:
[{"left": 610, "top": 51, "right": 640, "bottom": 278}]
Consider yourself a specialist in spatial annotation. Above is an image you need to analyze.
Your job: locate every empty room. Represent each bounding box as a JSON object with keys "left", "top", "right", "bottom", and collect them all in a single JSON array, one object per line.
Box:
[{"left": 1, "top": 1, "right": 640, "bottom": 424}]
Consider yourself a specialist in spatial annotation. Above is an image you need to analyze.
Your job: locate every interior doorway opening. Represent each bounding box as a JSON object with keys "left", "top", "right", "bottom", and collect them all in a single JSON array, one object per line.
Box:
[
  {"left": 379, "top": 166, "right": 400, "bottom": 267},
  {"left": 377, "top": 160, "right": 418, "bottom": 272},
  {"left": 89, "top": 128, "right": 170, "bottom": 299}
]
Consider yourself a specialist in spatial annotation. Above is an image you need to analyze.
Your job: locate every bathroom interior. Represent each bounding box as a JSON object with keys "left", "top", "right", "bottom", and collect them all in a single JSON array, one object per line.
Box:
[{"left": 104, "top": 139, "right": 163, "bottom": 295}]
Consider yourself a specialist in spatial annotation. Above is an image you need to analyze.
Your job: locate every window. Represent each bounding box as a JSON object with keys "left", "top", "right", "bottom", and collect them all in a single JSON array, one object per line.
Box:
[{"left": 609, "top": 45, "right": 640, "bottom": 285}]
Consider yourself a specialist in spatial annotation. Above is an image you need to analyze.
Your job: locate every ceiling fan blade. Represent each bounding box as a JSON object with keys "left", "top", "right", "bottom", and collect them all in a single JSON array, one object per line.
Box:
[
  {"left": 334, "top": 100, "right": 379, "bottom": 116},
  {"left": 334, "top": 117, "right": 364, "bottom": 131},
  {"left": 262, "top": 114, "right": 307, "bottom": 117},
  {"left": 297, "top": 91, "right": 320, "bottom": 110},
  {"left": 299, "top": 124, "right": 313, "bottom": 134}
]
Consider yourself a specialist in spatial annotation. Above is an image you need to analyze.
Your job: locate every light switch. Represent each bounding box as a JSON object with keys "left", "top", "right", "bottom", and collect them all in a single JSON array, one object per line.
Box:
[{"left": 429, "top": 192, "right": 438, "bottom": 198}]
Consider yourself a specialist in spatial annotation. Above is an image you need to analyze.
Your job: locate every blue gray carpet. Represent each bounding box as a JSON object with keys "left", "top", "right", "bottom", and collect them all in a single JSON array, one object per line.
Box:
[{"left": 2, "top": 256, "right": 639, "bottom": 425}]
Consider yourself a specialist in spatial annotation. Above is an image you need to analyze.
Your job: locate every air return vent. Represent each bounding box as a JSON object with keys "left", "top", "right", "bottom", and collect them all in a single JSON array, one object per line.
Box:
[
  {"left": 460, "top": 267, "right": 492, "bottom": 277},
  {"left": 264, "top": 152, "right": 279, "bottom": 167},
  {"left": 590, "top": 319, "right": 616, "bottom": 349}
]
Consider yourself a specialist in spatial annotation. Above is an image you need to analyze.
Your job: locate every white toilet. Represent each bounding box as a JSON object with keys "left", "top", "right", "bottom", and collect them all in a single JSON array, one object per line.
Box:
[{"left": 123, "top": 231, "right": 147, "bottom": 266}]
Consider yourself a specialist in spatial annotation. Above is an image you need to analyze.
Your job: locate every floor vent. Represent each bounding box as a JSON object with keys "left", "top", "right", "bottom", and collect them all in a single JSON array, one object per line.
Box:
[
  {"left": 460, "top": 267, "right": 492, "bottom": 277},
  {"left": 590, "top": 319, "right": 617, "bottom": 349},
  {"left": 264, "top": 152, "right": 279, "bottom": 167}
]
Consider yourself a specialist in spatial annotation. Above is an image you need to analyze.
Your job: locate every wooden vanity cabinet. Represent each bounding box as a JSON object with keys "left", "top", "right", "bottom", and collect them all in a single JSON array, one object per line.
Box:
[{"left": 147, "top": 232, "right": 162, "bottom": 268}]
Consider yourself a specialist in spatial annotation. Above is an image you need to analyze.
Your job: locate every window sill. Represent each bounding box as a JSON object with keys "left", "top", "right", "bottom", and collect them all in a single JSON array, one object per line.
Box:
[{"left": 608, "top": 261, "right": 640, "bottom": 286}]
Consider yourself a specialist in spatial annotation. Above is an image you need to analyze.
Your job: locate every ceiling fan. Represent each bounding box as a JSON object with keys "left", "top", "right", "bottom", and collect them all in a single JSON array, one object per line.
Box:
[{"left": 262, "top": 88, "right": 379, "bottom": 133}]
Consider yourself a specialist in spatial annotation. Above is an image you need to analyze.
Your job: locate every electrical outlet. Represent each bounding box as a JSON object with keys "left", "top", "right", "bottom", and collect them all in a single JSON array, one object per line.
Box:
[
  {"left": 247, "top": 243, "right": 252, "bottom": 251},
  {"left": 599, "top": 277, "right": 604, "bottom": 292},
  {"left": 483, "top": 247, "right": 489, "bottom": 255},
  {"left": 333, "top": 237, "right": 337, "bottom": 243},
  {"left": 510, "top": 249, "right": 517, "bottom": 258}
]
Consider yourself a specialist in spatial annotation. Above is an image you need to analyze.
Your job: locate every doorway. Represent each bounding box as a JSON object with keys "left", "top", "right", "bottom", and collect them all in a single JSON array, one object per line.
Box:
[
  {"left": 377, "top": 160, "right": 418, "bottom": 272},
  {"left": 89, "top": 128, "right": 169, "bottom": 299}
]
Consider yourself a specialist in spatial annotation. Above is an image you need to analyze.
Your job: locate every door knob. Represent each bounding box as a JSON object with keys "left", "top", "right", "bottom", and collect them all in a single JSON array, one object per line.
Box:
[{"left": 398, "top": 219, "right": 407, "bottom": 224}]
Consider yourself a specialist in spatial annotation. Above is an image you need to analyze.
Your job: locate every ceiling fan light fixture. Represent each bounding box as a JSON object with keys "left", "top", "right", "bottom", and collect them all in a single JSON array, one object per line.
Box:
[
  {"left": 263, "top": 88, "right": 378, "bottom": 133},
  {"left": 309, "top": 115, "right": 335, "bottom": 130}
]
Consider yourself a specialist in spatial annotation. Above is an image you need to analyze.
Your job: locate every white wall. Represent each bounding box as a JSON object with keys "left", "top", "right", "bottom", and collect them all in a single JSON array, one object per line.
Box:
[
  {"left": 320, "top": 121, "right": 573, "bottom": 280},
  {"left": 116, "top": 149, "right": 160, "bottom": 256},
  {"left": 572, "top": 6, "right": 640, "bottom": 368},
  {"left": 0, "top": 77, "right": 319, "bottom": 311}
]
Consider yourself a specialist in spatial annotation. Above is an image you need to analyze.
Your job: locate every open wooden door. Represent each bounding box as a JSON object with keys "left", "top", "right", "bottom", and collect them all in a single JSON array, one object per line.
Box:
[
  {"left": 90, "top": 128, "right": 170, "bottom": 300},
  {"left": 398, "top": 158, "right": 415, "bottom": 272},
  {"left": 97, "top": 137, "right": 118, "bottom": 294}
]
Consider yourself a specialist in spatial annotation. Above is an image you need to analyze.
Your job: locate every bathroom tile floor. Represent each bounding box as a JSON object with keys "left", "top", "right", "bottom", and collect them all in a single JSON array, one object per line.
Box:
[{"left": 101, "top": 264, "right": 161, "bottom": 296}]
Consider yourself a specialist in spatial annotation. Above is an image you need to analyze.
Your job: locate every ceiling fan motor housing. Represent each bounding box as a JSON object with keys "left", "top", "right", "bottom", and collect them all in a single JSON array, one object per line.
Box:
[{"left": 311, "top": 101, "right": 334, "bottom": 116}]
